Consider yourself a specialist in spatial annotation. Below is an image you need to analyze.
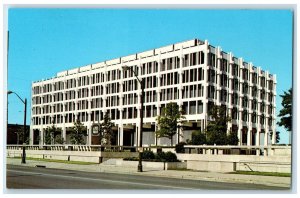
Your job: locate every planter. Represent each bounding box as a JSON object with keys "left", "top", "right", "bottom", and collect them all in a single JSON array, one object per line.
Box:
[
  {"left": 166, "top": 162, "right": 187, "bottom": 170},
  {"left": 121, "top": 160, "right": 187, "bottom": 170}
]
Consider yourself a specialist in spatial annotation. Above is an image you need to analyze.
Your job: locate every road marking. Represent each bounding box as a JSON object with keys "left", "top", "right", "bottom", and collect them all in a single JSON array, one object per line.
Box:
[{"left": 7, "top": 169, "right": 198, "bottom": 190}]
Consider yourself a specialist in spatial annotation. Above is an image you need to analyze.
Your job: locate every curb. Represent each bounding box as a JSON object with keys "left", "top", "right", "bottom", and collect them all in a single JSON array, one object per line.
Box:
[{"left": 6, "top": 159, "right": 290, "bottom": 188}]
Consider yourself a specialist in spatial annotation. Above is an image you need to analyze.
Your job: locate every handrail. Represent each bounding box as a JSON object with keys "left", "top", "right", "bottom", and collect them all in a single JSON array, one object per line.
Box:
[
  {"left": 6, "top": 145, "right": 139, "bottom": 152},
  {"left": 183, "top": 145, "right": 291, "bottom": 149}
]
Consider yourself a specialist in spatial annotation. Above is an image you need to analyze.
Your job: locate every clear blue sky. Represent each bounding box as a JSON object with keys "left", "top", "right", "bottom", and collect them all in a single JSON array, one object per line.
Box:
[{"left": 7, "top": 9, "right": 293, "bottom": 144}]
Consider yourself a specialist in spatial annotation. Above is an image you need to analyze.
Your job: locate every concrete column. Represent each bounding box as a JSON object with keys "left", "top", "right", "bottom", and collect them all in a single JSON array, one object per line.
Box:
[
  {"left": 40, "top": 127, "right": 44, "bottom": 146},
  {"left": 177, "top": 123, "right": 183, "bottom": 144},
  {"left": 216, "top": 54, "right": 221, "bottom": 106},
  {"left": 135, "top": 126, "right": 139, "bottom": 147},
  {"left": 75, "top": 77, "right": 79, "bottom": 119},
  {"left": 119, "top": 125, "right": 124, "bottom": 146},
  {"left": 256, "top": 128, "right": 260, "bottom": 155},
  {"left": 174, "top": 48, "right": 184, "bottom": 145},
  {"left": 87, "top": 99, "right": 92, "bottom": 145},
  {"left": 238, "top": 111, "right": 242, "bottom": 145},
  {"left": 226, "top": 120, "right": 231, "bottom": 135},
  {"left": 272, "top": 75, "right": 277, "bottom": 144},
  {"left": 87, "top": 119, "right": 92, "bottom": 145},
  {"left": 62, "top": 127, "right": 66, "bottom": 144},
  {"left": 201, "top": 119, "right": 205, "bottom": 133},
  {"left": 154, "top": 123, "right": 157, "bottom": 146},
  {"left": 29, "top": 127, "right": 34, "bottom": 145},
  {"left": 227, "top": 77, "right": 232, "bottom": 136},
  {"left": 178, "top": 46, "right": 183, "bottom": 104},
  {"left": 264, "top": 129, "right": 269, "bottom": 146},
  {"left": 203, "top": 41, "right": 209, "bottom": 131},
  {"left": 177, "top": 49, "right": 183, "bottom": 145},
  {"left": 119, "top": 109, "right": 124, "bottom": 146},
  {"left": 117, "top": 126, "right": 120, "bottom": 146},
  {"left": 256, "top": 123, "right": 261, "bottom": 147},
  {"left": 155, "top": 105, "right": 160, "bottom": 146},
  {"left": 87, "top": 74, "right": 92, "bottom": 146},
  {"left": 62, "top": 88, "right": 66, "bottom": 146},
  {"left": 271, "top": 121, "right": 276, "bottom": 145},
  {"left": 103, "top": 70, "right": 107, "bottom": 114}
]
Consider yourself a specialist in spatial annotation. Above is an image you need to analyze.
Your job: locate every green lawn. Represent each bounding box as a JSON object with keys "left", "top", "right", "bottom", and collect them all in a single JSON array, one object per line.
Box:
[
  {"left": 8, "top": 157, "right": 98, "bottom": 165},
  {"left": 232, "top": 171, "right": 291, "bottom": 177}
]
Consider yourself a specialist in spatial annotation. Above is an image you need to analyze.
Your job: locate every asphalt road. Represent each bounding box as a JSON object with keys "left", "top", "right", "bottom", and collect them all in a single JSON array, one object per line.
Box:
[{"left": 6, "top": 165, "right": 289, "bottom": 191}]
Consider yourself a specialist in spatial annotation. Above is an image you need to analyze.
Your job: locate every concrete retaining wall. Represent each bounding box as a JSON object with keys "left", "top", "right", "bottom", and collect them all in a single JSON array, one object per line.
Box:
[
  {"left": 237, "top": 161, "right": 291, "bottom": 173},
  {"left": 167, "top": 161, "right": 187, "bottom": 170},
  {"left": 6, "top": 149, "right": 137, "bottom": 164},
  {"left": 7, "top": 149, "right": 290, "bottom": 173},
  {"left": 177, "top": 154, "right": 291, "bottom": 173},
  {"left": 187, "top": 161, "right": 236, "bottom": 172}
]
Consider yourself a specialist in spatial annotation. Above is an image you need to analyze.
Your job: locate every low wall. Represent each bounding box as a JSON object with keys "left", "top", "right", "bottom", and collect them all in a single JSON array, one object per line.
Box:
[
  {"left": 115, "top": 159, "right": 186, "bottom": 170},
  {"left": 101, "top": 151, "right": 138, "bottom": 159},
  {"left": 167, "top": 161, "right": 187, "bottom": 170},
  {"left": 187, "top": 161, "right": 236, "bottom": 172},
  {"left": 6, "top": 149, "right": 137, "bottom": 164},
  {"left": 7, "top": 148, "right": 290, "bottom": 173},
  {"left": 177, "top": 154, "right": 291, "bottom": 173},
  {"left": 237, "top": 161, "right": 291, "bottom": 173},
  {"left": 147, "top": 147, "right": 176, "bottom": 153},
  {"left": 121, "top": 160, "right": 165, "bottom": 170}
]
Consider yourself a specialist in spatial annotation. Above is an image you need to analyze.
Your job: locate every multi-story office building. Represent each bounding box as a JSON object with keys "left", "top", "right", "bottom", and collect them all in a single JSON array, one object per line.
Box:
[{"left": 30, "top": 39, "right": 277, "bottom": 146}]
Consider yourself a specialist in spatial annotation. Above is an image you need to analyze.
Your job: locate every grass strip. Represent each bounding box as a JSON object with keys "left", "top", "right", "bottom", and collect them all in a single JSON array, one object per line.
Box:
[{"left": 232, "top": 171, "right": 291, "bottom": 177}]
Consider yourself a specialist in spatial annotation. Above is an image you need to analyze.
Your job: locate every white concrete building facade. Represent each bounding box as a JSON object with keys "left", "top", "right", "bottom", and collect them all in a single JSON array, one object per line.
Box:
[{"left": 30, "top": 39, "right": 277, "bottom": 146}]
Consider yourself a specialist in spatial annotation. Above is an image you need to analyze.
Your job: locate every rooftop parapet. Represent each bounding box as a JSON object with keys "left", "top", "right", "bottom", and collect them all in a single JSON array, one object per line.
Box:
[
  {"left": 55, "top": 38, "right": 204, "bottom": 77},
  {"left": 32, "top": 38, "right": 274, "bottom": 84}
]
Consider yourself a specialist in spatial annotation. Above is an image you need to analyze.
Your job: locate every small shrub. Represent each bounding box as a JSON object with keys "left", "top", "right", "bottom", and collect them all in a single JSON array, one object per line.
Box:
[
  {"left": 164, "top": 151, "right": 178, "bottom": 162},
  {"left": 124, "top": 151, "right": 178, "bottom": 162},
  {"left": 175, "top": 142, "right": 186, "bottom": 153},
  {"left": 226, "top": 131, "right": 239, "bottom": 145},
  {"left": 155, "top": 152, "right": 166, "bottom": 161},
  {"left": 191, "top": 131, "right": 207, "bottom": 145},
  {"left": 142, "top": 150, "right": 155, "bottom": 160},
  {"left": 123, "top": 157, "right": 138, "bottom": 161}
]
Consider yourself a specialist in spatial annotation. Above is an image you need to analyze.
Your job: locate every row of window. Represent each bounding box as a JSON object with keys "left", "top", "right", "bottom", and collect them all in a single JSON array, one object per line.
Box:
[
  {"left": 33, "top": 50, "right": 274, "bottom": 95},
  {"left": 33, "top": 72, "right": 274, "bottom": 100},
  {"left": 32, "top": 85, "right": 274, "bottom": 110},
  {"left": 232, "top": 108, "right": 274, "bottom": 126},
  {"left": 207, "top": 85, "right": 273, "bottom": 101},
  {"left": 207, "top": 68, "right": 273, "bottom": 89},
  {"left": 33, "top": 95, "right": 274, "bottom": 117},
  {"left": 32, "top": 102, "right": 274, "bottom": 126}
]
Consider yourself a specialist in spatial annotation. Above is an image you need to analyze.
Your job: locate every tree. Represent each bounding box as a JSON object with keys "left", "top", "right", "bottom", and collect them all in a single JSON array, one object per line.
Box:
[
  {"left": 270, "top": 131, "right": 280, "bottom": 144},
  {"left": 206, "top": 105, "right": 232, "bottom": 145},
  {"left": 70, "top": 120, "right": 87, "bottom": 145},
  {"left": 277, "top": 88, "right": 292, "bottom": 132},
  {"left": 14, "top": 127, "right": 30, "bottom": 145},
  {"left": 44, "top": 124, "right": 62, "bottom": 145},
  {"left": 156, "top": 102, "right": 185, "bottom": 146},
  {"left": 226, "top": 131, "right": 239, "bottom": 145},
  {"left": 44, "top": 127, "right": 53, "bottom": 145},
  {"left": 54, "top": 134, "right": 65, "bottom": 144},
  {"left": 191, "top": 130, "right": 207, "bottom": 145},
  {"left": 175, "top": 142, "right": 187, "bottom": 153},
  {"left": 99, "top": 113, "right": 115, "bottom": 146}
]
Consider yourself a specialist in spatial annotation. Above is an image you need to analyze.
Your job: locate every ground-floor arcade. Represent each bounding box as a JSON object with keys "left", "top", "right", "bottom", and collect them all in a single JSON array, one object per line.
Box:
[{"left": 30, "top": 119, "right": 276, "bottom": 147}]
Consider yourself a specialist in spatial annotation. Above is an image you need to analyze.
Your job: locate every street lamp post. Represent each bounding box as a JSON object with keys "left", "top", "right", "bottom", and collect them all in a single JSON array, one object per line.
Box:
[
  {"left": 122, "top": 65, "right": 144, "bottom": 172},
  {"left": 8, "top": 91, "right": 27, "bottom": 164}
]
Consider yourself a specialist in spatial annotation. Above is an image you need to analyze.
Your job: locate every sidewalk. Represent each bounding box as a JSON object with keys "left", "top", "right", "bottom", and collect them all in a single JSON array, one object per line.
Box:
[{"left": 6, "top": 158, "right": 291, "bottom": 188}]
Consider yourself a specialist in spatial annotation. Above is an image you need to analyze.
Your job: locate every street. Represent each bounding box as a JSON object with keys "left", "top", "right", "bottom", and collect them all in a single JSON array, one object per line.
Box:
[{"left": 6, "top": 165, "right": 289, "bottom": 191}]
